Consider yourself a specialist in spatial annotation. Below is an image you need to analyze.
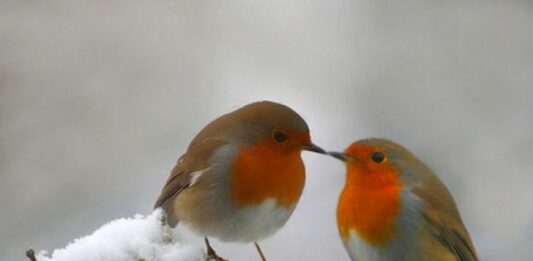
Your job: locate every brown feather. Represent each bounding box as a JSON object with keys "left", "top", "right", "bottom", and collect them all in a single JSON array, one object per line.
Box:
[
  {"left": 154, "top": 101, "right": 310, "bottom": 228},
  {"left": 153, "top": 138, "right": 228, "bottom": 227},
  {"left": 412, "top": 177, "right": 478, "bottom": 261}
]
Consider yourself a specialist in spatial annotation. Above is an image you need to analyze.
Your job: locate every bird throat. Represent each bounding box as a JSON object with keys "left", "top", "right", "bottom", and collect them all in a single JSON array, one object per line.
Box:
[
  {"left": 231, "top": 142, "right": 305, "bottom": 208},
  {"left": 337, "top": 165, "right": 402, "bottom": 247}
]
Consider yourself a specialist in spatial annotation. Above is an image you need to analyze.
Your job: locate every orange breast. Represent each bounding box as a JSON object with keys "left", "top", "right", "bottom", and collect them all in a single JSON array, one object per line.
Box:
[
  {"left": 230, "top": 142, "right": 305, "bottom": 208},
  {"left": 337, "top": 165, "right": 402, "bottom": 247}
]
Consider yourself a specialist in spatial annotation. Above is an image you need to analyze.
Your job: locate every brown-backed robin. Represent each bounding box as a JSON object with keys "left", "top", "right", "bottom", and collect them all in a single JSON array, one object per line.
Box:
[
  {"left": 329, "top": 138, "right": 477, "bottom": 261},
  {"left": 154, "top": 101, "right": 325, "bottom": 260}
]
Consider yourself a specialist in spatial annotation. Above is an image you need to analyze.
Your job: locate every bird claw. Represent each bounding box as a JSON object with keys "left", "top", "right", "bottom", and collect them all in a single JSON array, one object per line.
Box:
[
  {"left": 206, "top": 253, "right": 229, "bottom": 261},
  {"left": 205, "top": 238, "right": 229, "bottom": 261}
]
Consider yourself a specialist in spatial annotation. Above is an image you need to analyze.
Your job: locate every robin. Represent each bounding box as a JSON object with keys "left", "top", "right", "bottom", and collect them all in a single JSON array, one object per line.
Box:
[
  {"left": 154, "top": 101, "right": 325, "bottom": 261},
  {"left": 329, "top": 138, "right": 477, "bottom": 261}
]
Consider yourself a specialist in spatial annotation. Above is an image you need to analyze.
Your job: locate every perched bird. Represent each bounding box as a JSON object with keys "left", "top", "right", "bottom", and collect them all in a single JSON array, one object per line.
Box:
[
  {"left": 329, "top": 139, "right": 477, "bottom": 261},
  {"left": 154, "top": 101, "right": 325, "bottom": 261}
]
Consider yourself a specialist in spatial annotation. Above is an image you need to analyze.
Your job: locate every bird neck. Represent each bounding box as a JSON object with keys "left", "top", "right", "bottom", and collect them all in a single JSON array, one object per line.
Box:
[
  {"left": 337, "top": 165, "right": 403, "bottom": 247},
  {"left": 230, "top": 142, "right": 305, "bottom": 208}
]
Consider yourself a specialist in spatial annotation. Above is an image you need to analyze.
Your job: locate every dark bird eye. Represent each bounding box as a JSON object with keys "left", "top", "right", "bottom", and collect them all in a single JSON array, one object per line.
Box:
[
  {"left": 371, "top": 152, "right": 385, "bottom": 163},
  {"left": 273, "top": 131, "right": 287, "bottom": 142}
]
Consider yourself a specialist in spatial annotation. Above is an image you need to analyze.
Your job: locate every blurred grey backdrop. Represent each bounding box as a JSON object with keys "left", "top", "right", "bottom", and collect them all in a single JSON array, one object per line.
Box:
[{"left": 1, "top": 0, "right": 532, "bottom": 260}]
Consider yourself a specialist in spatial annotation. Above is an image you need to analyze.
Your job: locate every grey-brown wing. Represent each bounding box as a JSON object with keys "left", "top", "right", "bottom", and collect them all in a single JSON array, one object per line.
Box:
[
  {"left": 421, "top": 209, "right": 478, "bottom": 261},
  {"left": 153, "top": 138, "right": 228, "bottom": 227},
  {"left": 412, "top": 177, "right": 477, "bottom": 261},
  {"left": 153, "top": 157, "right": 191, "bottom": 227},
  {"left": 154, "top": 157, "right": 189, "bottom": 210}
]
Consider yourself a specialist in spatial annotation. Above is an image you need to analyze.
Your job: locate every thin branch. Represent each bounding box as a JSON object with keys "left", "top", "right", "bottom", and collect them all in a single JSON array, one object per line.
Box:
[{"left": 254, "top": 242, "right": 267, "bottom": 261}]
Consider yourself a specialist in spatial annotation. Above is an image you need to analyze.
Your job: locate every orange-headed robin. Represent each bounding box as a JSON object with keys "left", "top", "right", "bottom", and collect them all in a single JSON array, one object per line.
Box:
[
  {"left": 329, "top": 139, "right": 477, "bottom": 261},
  {"left": 155, "top": 101, "right": 325, "bottom": 260}
]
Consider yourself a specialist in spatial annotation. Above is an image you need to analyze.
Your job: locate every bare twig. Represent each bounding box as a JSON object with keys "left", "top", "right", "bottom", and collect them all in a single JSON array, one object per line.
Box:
[
  {"left": 254, "top": 243, "right": 267, "bottom": 261},
  {"left": 26, "top": 248, "right": 37, "bottom": 261}
]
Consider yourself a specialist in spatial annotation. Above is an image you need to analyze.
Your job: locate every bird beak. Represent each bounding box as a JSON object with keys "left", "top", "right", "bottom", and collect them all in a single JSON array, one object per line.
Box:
[
  {"left": 328, "top": 151, "right": 349, "bottom": 162},
  {"left": 302, "top": 143, "right": 327, "bottom": 154}
]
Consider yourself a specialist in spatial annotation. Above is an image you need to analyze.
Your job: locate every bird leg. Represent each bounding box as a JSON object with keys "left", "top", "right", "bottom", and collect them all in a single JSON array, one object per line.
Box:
[
  {"left": 205, "top": 238, "right": 228, "bottom": 261},
  {"left": 254, "top": 242, "right": 267, "bottom": 261}
]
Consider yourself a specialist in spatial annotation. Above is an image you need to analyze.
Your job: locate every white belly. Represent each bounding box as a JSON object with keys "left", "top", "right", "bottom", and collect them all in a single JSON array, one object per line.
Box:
[
  {"left": 182, "top": 198, "right": 295, "bottom": 243},
  {"left": 344, "top": 232, "right": 393, "bottom": 261},
  {"left": 222, "top": 198, "right": 295, "bottom": 242}
]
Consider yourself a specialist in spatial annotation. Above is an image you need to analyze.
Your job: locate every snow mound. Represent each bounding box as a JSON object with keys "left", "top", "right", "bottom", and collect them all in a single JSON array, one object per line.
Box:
[{"left": 36, "top": 209, "right": 205, "bottom": 261}]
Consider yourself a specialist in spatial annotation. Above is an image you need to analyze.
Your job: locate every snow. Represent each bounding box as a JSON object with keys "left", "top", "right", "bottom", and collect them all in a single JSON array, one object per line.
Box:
[{"left": 35, "top": 209, "right": 205, "bottom": 261}]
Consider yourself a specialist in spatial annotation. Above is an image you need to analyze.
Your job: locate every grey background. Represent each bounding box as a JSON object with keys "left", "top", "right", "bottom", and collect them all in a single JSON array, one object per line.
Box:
[{"left": 1, "top": 0, "right": 532, "bottom": 260}]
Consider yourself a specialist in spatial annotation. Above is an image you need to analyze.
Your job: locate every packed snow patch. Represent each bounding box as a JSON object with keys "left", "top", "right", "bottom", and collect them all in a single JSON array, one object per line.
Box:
[{"left": 36, "top": 209, "right": 205, "bottom": 261}]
